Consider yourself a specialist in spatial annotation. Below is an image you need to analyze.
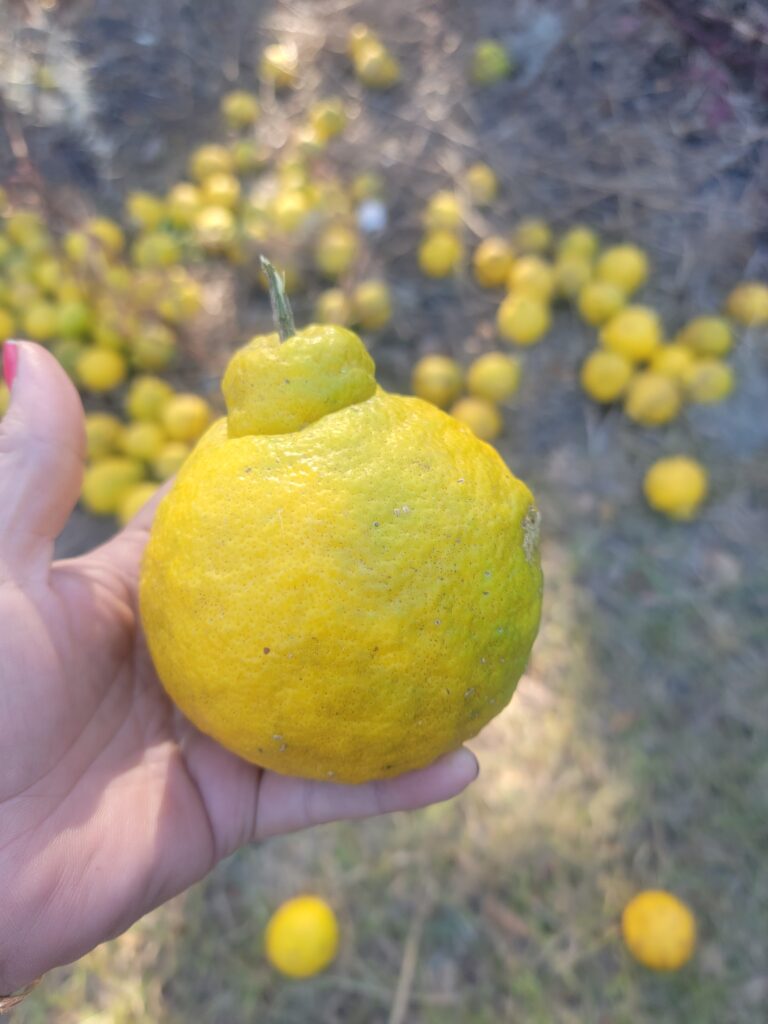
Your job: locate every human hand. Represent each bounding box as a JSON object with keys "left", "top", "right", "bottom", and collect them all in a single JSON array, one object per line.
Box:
[{"left": 0, "top": 341, "right": 478, "bottom": 993}]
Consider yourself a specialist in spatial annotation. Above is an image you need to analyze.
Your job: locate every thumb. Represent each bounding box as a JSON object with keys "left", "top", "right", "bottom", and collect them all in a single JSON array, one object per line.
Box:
[{"left": 0, "top": 341, "right": 86, "bottom": 579}]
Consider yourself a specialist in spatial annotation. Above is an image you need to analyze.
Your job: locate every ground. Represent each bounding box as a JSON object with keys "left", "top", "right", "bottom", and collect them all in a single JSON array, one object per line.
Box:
[{"left": 3, "top": 0, "right": 768, "bottom": 1021}]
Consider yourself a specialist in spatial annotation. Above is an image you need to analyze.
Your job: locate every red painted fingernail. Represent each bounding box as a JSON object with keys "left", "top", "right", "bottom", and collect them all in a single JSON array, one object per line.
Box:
[{"left": 3, "top": 341, "right": 18, "bottom": 389}]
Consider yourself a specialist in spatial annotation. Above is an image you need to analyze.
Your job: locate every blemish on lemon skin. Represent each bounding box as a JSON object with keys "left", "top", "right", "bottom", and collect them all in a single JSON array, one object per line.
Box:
[{"left": 522, "top": 505, "right": 541, "bottom": 564}]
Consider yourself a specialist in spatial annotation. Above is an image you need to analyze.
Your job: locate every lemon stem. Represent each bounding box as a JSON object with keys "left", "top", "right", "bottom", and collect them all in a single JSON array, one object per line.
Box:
[{"left": 260, "top": 256, "right": 296, "bottom": 342}]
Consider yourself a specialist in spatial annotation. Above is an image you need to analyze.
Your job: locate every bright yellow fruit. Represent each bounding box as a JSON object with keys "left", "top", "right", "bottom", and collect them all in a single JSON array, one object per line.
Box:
[
  {"left": 141, "top": 311, "right": 542, "bottom": 782},
  {"left": 353, "top": 41, "right": 401, "bottom": 89},
  {"left": 85, "top": 217, "right": 125, "bottom": 258},
  {"left": 269, "top": 190, "right": 312, "bottom": 234},
  {"left": 418, "top": 231, "right": 464, "bottom": 278},
  {"left": 507, "top": 256, "right": 555, "bottom": 302},
  {"left": 189, "top": 144, "right": 234, "bottom": 183},
  {"left": 725, "top": 281, "right": 768, "bottom": 325},
  {"left": 23, "top": 301, "right": 58, "bottom": 341},
  {"left": 553, "top": 254, "right": 593, "bottom": 300},
  {"left": 423, "top": 192, "right": 463, "bottom": 233},
  {"left": 162, "top": 393, "right": 212, "bottom": 441},
  {"left": 81, "top": 457, "right": 145, "bottom": 516},
  {"left": 85, "top": 412, "right": 123, "bottom": 461},
  {"left": 677, "top": 315, "right": 733, "bottom": 357},
  {"left": 411, "top": 354, "right": 463, "bottom": 408},
  {"left": 132, "top": 231, "right": 181, "bottom": 269},
  {"left": 464, "top": 163, "right": 498, "bottom": 206},
  {"left": 580, "top": 350, "right": 633, "bottom": 403},
  {"left": 470, "top": 40, "right": 513, "bottom": 85},
  {"left": 467, "top": 352, "right": 521, "bottom": 403},
  {"left": 76, "top": 348, "right": 127, "bottom": 392},
  {"left": 260, "top": 42, "right": 299, "bottom": 90},
  {"left": 151, "top": 441, "right": 190, "bottom": 481},
  {"left": 310, "top": 97, "right": 347, "bottom": 141},
  {"left": 119, "top": 421, "right": 167, "bottom": 462},
  {"left": 643, "top": 457, "right": 708, "bottom": 521},
  {"left": 556, "top": 225, "right": 599, "bottom": 261},
  {"left": 682, "top": 359, "right": 734, "bottom": 404},
  {"left": 131, "top": 323, "right": 177, "bottom": 372},
  {"left": 497, "top": 293, "right": 551, "bottom": 346},
  {"left": 202, "top": 172, "right": 241, "bottom": 211},
  {"left": 315, "top": 288, "right": 352, "bottom": 326},
  {"left": 221, "top": 89, "right": 260, "bottom": 128},
  {"left": 600, "top": 306, "right": 662, "bottom": 363},
  {"left": 117, "top": 482, "right": 160, "bottom": 526},
  {"left": 314, "top": 224, "right": 359, "bottom": 280},
  {"left": 193, "top": 205, "right": 236, "bottom": 252},
  {"left": 351, "top": 280, "right": 392, "bottom": 331},
  {"left": 57, "top": 301, "right": 91, "bottom": 338},
  {"left": 622, "top": 890, "right": 696, "bottom": 970},
  {"left": 166, "top": 183, "right": 203, "bottom": 228},
  {"left": 450, "top": 396, "right": 503, "bottom": 440},
  {"left": 126, "top": 191, "right": 165, "bottom": 230},
  {"left": 474, "top": 237, "right": 515, "bottom": 289},
  {"left": 265, "top": 896, "right": 339, "bottom": 978},
  {"left": 577, "top": 280, "right": 625, "bottom": 326},
  {"left": 624, "top": 372, "right": 681, "bottom": 426},
  {"left": 512, "top": 218, "right": 551, "bottom": 255},
  {"left": 596, "top": 244, "right": 649, "bottom": 296},
  {"left": 650, "top": 344, "right": 695, "bottom": 380}
]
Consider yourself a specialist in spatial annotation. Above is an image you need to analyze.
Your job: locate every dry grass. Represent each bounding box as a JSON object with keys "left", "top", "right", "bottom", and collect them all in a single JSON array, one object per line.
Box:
[{"left": 4, "top": 0, "right": 768, "bottom": 1021}]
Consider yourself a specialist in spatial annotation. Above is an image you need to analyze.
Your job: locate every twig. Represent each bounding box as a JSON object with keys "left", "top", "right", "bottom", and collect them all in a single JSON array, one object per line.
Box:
[{"left": 387, "top": 898, "right": 433, "bottom": 1024}]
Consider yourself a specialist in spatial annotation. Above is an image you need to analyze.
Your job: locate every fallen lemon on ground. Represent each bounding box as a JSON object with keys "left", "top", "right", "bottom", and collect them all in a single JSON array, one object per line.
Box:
[
  {"left": 265, "top": 896, "right": 339, "bottom": 978},
  {"left": 497, "top": 293, "right": 551, "bottom": 346},
  {"left": 643, "top": 456, "right": 708, "bottom": 520},
  {"left": 621, "top": 890, "right": 697, "bottom": 970},
  {"left": 467, "top": 352, "right": 520, "bottom": 403},
  {"left": 140, "top": 261, "right": 542, "bottom": 782},
  {"left": 600, "top": 306, "right": 662, "bottom": 363},
  {"left": 624, "top": 371, "right": 681, "bottom": 426},
  {"left": 580, "top": 350, "right": 633, "bottom": 404},
  {"left": 450, "top": 396, "right": 503, "bottom": 441},
  {"left": 411, "top": 353, "right": 464, "bottom": 408},
  {"left": 474, "top": 237, "right": 514, "bottom": 289}
]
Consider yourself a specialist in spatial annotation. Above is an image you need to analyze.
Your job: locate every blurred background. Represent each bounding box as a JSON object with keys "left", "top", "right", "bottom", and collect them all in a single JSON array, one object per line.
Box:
[{"left": 3, "top": 0, "right": 767, "bottom": 1021}]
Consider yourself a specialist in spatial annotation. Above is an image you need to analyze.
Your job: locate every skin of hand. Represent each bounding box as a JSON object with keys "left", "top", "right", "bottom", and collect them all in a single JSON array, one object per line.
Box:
[{"left": 0, "top": 341, "right": 478, "bottom": 993}]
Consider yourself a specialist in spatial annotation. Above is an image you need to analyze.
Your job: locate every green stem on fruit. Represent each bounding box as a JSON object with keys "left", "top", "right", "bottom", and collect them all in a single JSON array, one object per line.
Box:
[{"left": 260, "top": 256, "right": 296, "bottom": 342}]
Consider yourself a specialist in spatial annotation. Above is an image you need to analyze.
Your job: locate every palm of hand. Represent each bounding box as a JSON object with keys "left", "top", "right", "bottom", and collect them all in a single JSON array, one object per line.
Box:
[{"left": 0, "top": 343, "right": 476, "bottom": 993}]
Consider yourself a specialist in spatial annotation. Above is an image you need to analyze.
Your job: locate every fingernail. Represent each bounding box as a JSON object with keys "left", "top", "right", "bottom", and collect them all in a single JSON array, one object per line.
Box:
[
  {"left": 455, "top": 747, "right": 480, "bottom": 781},
  {"left": 3, "top": 342, "right": 19, "bottom": 389}
]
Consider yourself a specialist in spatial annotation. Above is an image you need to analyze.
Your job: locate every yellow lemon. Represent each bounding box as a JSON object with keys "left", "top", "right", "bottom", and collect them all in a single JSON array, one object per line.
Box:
[
  {"left": 464, "top": 163, "right": 498, "bottom": 206},
  {"left": 556, "top": 224, "right": 599, "bottom": 261},
  {"left": 682, "top": 359, "right": 734, "bottom": 404},
  {"left": 676, "top": 315, "right": 733, "bottom": 357},
  {"left": 117, "top": 482, "right": 159, "bottom": 526},
  {"left": 85, "top": 217, "right": 125, "bottom": 258},
  {"left": 221, "top": 89, "right": 260, "bottom": 128},
  {"left": 650, "top": 344, "right": 695, "bottom": 380},
  {"left": 260, "top": 42, "right": 299, "bottom": 90},
  {"left": 497, "top": 293, "right": 551, "bottom": 346},
  {"left": 596, "top": 244, "right": 649, "bottom": 296},
  {"left": 624, "top": 372, "right": 681, "bottom": 426},
  {"left": 507, "top": 256, "right": 555, "bottom": 302},
  {"left": 189, "top": 144, "right": 234, "bottom": 183},
  {"left": 622, "top": 890, "right": 696, "bottom": 970},
  {"left": 513, "top": 218, "right": 552, "bottom": 255},
  {"left": 423, "top": 192, "right": 463, "bottom": 232},
  {"left": 315, "top": 288, "right": 352, "bottom": 326},
  {"left": 470, "top": 40, "right": 513, "bottom": 85},
  {"left": 265, "top": 896, "right": 339, "bottom": 978},
  {"left": 0, "top": 307, "right": 16, "bottom": 341},
  {"left": 85, "top": 412, "right": 123, "bottom": 461},
  {"left": 193, "top": 205, "right": 236, "bottom": 252},
  {"left": 202, "top": 173, "right": 241, "bottom": 211},
  {"left": 76, "top": 348, "right": 127, "bottom": 392},
  {"left": 151, "top": 441, "right": 191, "bottom": 481},
  {"left": 166, "top": 183, "right": 203, "bottom": 229},
  {"left": 140, "top": 268, "right": 542, "bottom": 782},
  {"left": 32, "top": 256, "right": 62, "bottom": 294},
  {"left": 418, "top": 231, "right": 464, "bottom": 278},
  {"left": 23, "top": 301, "right": 58, "bottom": 341},
  {"left": 467, "top": 352, "right": 521, "bottom": 403},
  {"left": 81, "top": 457, "right": 145, "bottom": 516},
  {"left": 131, "top": 323, "right": 177, "bottom": 372},
  {"left": 580, "top": 350, "right": 633, "bottom": 403},
  {"left": 310, "top": 97, "right": 347, "bottom": 141},
  {"left": 600, "top": 306, "right": 662, "bottom": 363},
  {"left": 411, "top": 354, "right": 464, "bottom": 408},
  {"left": 269, "top": 190, "right": 312, "bottom": 234},
  {"left": 577, "top": 280, "right": 625, "bottom": 326},
  {"left": 474, "top": 237, "right": 515, "bottom": 289},
  {"left": 119, "top": 421, "right": 167, "bottom": 462},
  {"left": 553, "top": 254, "right": 593, "bottom": 301},
  {"left": 353, "top": 41, "right": 401, "bottom": 89},
  {"left": 162, "top": 393, "right": 212, "bottom": 442},
  {"left": 126, "top": 191, "right": 165, "bottom": 230},
  {"left": 643, "top": 457, "right": 708, "bottom": 521},
  {"left": 725, "top": 281, "right": 768, "bottom": 325},
  {"left": 132, "top": 231, "right": 181, "bottom": 269},
  {"left": 351, "top": 280, "right": 392, "bottom": 331},
  {"left": 450, "top": 396, "right": 503, "bottom": 440},
  {"left": 314, "top": 224, "right": 359, "bottom": 280},
  {"left": 57, "top": 300, "right": 91, "bottom": 338}
]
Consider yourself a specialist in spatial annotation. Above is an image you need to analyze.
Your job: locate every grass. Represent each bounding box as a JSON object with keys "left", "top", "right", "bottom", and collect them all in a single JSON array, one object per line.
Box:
[{"left": 7, "top": 0, "right": 768, "bottom": 1019}]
